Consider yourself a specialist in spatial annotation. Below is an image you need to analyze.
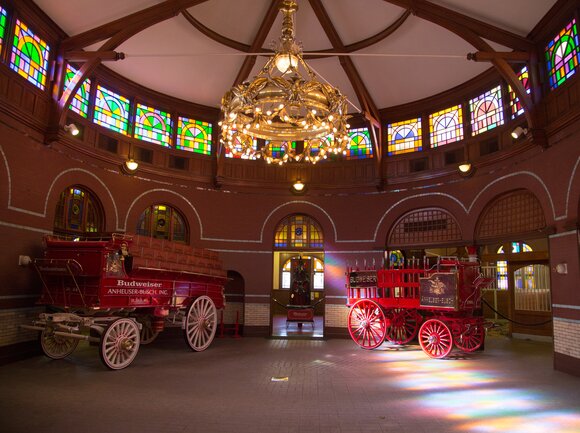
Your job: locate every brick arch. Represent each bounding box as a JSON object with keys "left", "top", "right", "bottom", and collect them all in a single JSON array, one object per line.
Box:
[
  {"left": 124, "top": 189, "right": 202, "bottom": 243},
  {"left": 475, "top": 189, "right": 546, "bottom": 241},
  {"left": 44, "top": 169, "right": 119, "bottom": 233},
  {"left": 387, "top": 207, "right": 463, "bottom": 247},
  {"left": 0, "top": 145, "right": 10, "bottom": 209}
]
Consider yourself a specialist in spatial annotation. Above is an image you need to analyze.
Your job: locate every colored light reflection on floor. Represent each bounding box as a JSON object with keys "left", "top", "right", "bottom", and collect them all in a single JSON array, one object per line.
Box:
[
  {"left": 375, "top": 343, "right": 580, "bottom": 432},
  {"left": 459, "top": 410, "right": 580, "bottom": 433},
  {"left": 421, "top": 389, "right": 540, "bottom": 419}
]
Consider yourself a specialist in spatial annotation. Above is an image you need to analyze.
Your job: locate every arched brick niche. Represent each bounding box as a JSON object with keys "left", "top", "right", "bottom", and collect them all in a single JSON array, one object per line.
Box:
[
  {"left": 475, "top": 189, "right": 546, "bottom": 241},
  {"left": 388, "top": 208, "right": 463, "bottom": 248}
]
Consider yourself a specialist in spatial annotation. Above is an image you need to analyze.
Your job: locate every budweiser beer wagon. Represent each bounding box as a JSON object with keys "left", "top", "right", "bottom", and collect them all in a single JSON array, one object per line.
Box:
[
  {"left": 346, "top": 255, "right": 492, "bottom": 358},
  {"left": 22, "top": 234, "right": 227, "bottom": 369}
]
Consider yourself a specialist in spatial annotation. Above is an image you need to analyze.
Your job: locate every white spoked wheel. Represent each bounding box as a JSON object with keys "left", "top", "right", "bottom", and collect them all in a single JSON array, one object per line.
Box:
[
  {"left": 184, "top": 296, "right": 217, "bottom": 352},
  {"left": 99, "top": 318, "right": 140, "bottom": 370},
  {"left": 40, "top": 327, "right": 79, "bottom": 359}
]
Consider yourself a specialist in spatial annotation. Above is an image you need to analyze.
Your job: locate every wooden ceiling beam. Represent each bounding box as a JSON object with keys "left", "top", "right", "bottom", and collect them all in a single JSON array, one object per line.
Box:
[
  {"left": 61, "top": 0, "right": 210, "bottom": 51},
  {"left": 383, "top": 0, "right": 534, "bottom": 51},
  {"left": 232, "top": 0, "right": 280, "bottom": 86},
  {"left": 467, "top": 51, "right": 530, "bottom": 63},
  {"left": 64, "top": 50, "right": 126, "bottom": 62}
]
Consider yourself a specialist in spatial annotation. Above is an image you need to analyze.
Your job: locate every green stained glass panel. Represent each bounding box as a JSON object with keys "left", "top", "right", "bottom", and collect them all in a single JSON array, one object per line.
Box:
[
  {"left": 134, "top": 103, "right": 172, "bottom": 147},
  {"left": 346, "top": 128, "right": 373, "bottom": 159},
  {"left": 10, "top": 19, "right": 50, "bottom": 90},
  {"left": 546, "top": 19, "right": 580, "bottom": 89},
  {"left": 0, "top": 7, "right": 7, "bottom": 51},
  {"left": 64, "top": 64, "right": 91, "bottom": 118},
  {"left": 93, "top": 85, "right": 130, "bottom": 135},
  {"left": 177, "top": 117, "right": 212, "bottom": 154}
]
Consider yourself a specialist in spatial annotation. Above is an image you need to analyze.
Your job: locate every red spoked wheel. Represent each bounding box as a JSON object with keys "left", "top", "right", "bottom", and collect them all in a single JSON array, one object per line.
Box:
[
  {"left": 384, "top": 308, "right": 420, "bottom": 345},
  {"left": 419, "top": 318, "right": 453, "bottom": 359},
  {"left": 454, "top": 322, "right": 484, "bottom": 352},
  {"left": 347, "top": 299, "right": 386, "bottom": 350}
]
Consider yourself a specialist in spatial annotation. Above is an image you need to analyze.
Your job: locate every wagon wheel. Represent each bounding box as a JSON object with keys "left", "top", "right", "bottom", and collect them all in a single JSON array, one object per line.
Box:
[
  {"left": 384, "top": 308, "right": 420, "bottom": 345},
  {"left": 40, "top": 327, "right": 79, "bottom": 359},
  {"left": 347, "top": 299, "right": 386, "bottom": 350},
  {"left": 137, "top": 317, "right": 159, "bottom": 345},
  {"left": 99, "top": 318, "right": 140, "bottom": 370},
  {"left": 184, "top": 296, "right": 217, "bottom": 352},
  {"left": 454, "top": 323, "right": 484, "bottom": 352},
  {"left": 418, "top": 318, "right": 453, "bottom": 359}
]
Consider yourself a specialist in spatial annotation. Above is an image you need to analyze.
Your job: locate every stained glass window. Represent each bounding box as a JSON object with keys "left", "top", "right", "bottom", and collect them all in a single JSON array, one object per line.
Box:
[
  {"left": 387, "top": 118, "right": 422, "bottom": 156},
  {"left": 10, "top": 19, "right": 50, "bottom": 90},
  {"left": 64, "top": 65, "right": 91, "bottom": 118},
  {"left": 224, "top": 135, "right": 258, "bottom": 159},
  {"left": 0, "top": 7, "right": 7, "bottom": 52},
  {"left": 346, "top": 128, "right": 373, "bottom": 159},
  {"left": 429, "top": 105, "right": 463, "bottom": 147},
  {"left": 93, "top": 85, "right": 131, "bottom": 135},
  {"left": 176, "top": 117, "right": 212, "bottom": 155},
  {"left": 264, "top": 140, "right": 296, "bottom": 159},
  {"left": 508, "top": 66, "right": 531, "bottom": 119},
  {"left": 274, "top": 215, "right": 323, "bottom": 249},
  {"left": 469, "top": 85, "right": 504, "bottom": 136},
  {"left": 546, "top": 19, "right": 580, "bottom": 89},
  {"left": 134, "top": 103, "right": 172, "bottom": 147},
  {"left": 136, "top": 204, "right": 188, "bottom": 243},
  {"left": 496, "top": 242, "right": 533, "bottom": 290},
  {"left": 53, "top": 186, "right": 103, "bottom": 237},
  {"left": 304, "top": 135, "right": 333, "bottom": 160}
]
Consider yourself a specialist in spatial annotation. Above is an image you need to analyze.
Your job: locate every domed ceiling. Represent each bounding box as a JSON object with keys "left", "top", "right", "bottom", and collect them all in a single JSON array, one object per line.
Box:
[{"left": 35, "top": 0, "right": 557, "bottom": 114}]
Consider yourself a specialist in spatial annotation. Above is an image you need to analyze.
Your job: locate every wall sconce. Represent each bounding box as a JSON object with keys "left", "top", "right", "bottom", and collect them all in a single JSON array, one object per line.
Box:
[
  {"left": 555, "top": 263, "right": 568, "bottom": 275},
  {"left": 123, "top": 158, "right": 139, "bottom": 174},
  {"left": 291, "top": 180, "right": 306, "bottom": 194},
  {"left": 511, "top": 126, "right": 528, "bottom": 139},
  {"left": 458, "top": 162, "right": 472, "bottom": 174},
  {"left": 63, "top": 123, "right": 80, "bottom": 136}
]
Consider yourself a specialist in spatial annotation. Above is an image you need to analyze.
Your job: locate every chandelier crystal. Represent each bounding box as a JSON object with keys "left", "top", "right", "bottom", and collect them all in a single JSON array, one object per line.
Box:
[{"left": 219, "top": 0, "right": 350, "bottom": 165}]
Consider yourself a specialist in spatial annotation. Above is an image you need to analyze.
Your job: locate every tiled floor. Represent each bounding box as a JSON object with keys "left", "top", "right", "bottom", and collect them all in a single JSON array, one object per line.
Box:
[{"left": 1, "top": 333, "right": 580, "bottom": 433}]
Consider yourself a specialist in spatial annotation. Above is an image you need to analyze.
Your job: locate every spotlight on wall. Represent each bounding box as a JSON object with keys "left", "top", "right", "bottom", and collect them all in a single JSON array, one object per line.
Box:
[
  {"left": 555, "top": 263, "right": 568, "bottom": 275},
  {"left": 63, "top": 123, "right": 80, "bottom": 136},
  {"left": 123, "top": 158, "right": 139, "bottom": 174},
  {"left": 291, "top": 180, "right": 306, "bottom": 194},
  {"left": 511, "top": 126, "right": 528, "bottom": 139}
]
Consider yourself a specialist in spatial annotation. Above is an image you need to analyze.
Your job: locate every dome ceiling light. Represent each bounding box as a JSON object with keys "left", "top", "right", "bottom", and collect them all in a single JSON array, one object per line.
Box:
[{"left": 219, "top": 0, "right": 350, "bottom": 165}]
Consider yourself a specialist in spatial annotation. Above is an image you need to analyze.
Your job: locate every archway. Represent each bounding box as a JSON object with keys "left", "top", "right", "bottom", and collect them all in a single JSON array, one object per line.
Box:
[{"left": 271, "top": 214, "right": 325, "bottom": 338}]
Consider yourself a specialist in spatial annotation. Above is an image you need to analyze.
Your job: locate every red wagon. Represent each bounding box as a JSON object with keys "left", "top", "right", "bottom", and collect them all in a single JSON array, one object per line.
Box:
[
  {"left": 346, "top": 256, "right": 492, "bottom": 358},
  {"left": 22, "top": 234, "right": 227, "bottom": 369}
]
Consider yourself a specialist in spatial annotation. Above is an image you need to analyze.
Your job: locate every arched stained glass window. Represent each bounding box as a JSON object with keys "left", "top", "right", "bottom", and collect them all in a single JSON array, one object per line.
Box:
[
  {"left": 136, "top": 204, "right": 188, "bottom": 243},
  {"left": 134, "top": 103, "right": 172, "bottom": 147},
  {"left": 346, "top": 128, "right": 373, "bottom": 159},
  {"left": 546, "top": 18, "right": 580, "bottom": 89},
  {"left": 0, "top": 7, "right": 7, "bottom": 52},
  {"left": 53, "top": 186, "right": 104, "bottom": 237},
  {"left": 508, "top": 66, "right": 531, "bottom": 119},
  {"left": 64, "top": 64, "right": 91, "bottom": 118},
  {"left": 429, "top": 105, "right": 463, "bottom": 147},
  {"left": 10, "top": 19, "right": 50, "bottom": 90},
  {"left": 93, "top": 85, "right": 130, "bottom": 135},
  {"left": 274, "top": 215, "right": 323, "bottom": 249},
  {"left": 225, "top": 134, "right": 258, "bottom": 159},
  {"left": 470, "top": 85, "right": 504, "bottom": 136},
  {"left": 177, "top": 117, "right": 212, "bottom": 155},
  {"left": 387, "top": 118, "right": 422, "bottom": 156}
]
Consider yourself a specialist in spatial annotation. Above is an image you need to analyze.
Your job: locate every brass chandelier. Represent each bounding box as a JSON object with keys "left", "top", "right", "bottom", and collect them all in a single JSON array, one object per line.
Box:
[{"left": 219, "top": 0, "right": 350, "bottom": 165}]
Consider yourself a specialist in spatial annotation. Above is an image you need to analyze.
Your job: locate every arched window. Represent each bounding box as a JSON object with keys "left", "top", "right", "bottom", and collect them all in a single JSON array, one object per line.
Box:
[
  {"left": 274, "top": 215, "right": 323, "bottom": 249},
  {"left": 281, "top": 256, "right": 324, "bottom": 290},
  {"left": 136, "top": 204, "right": 188, "bottom": 243},
  {"left": 53, "top": 186, "right": 104, "bottom": 237}
]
